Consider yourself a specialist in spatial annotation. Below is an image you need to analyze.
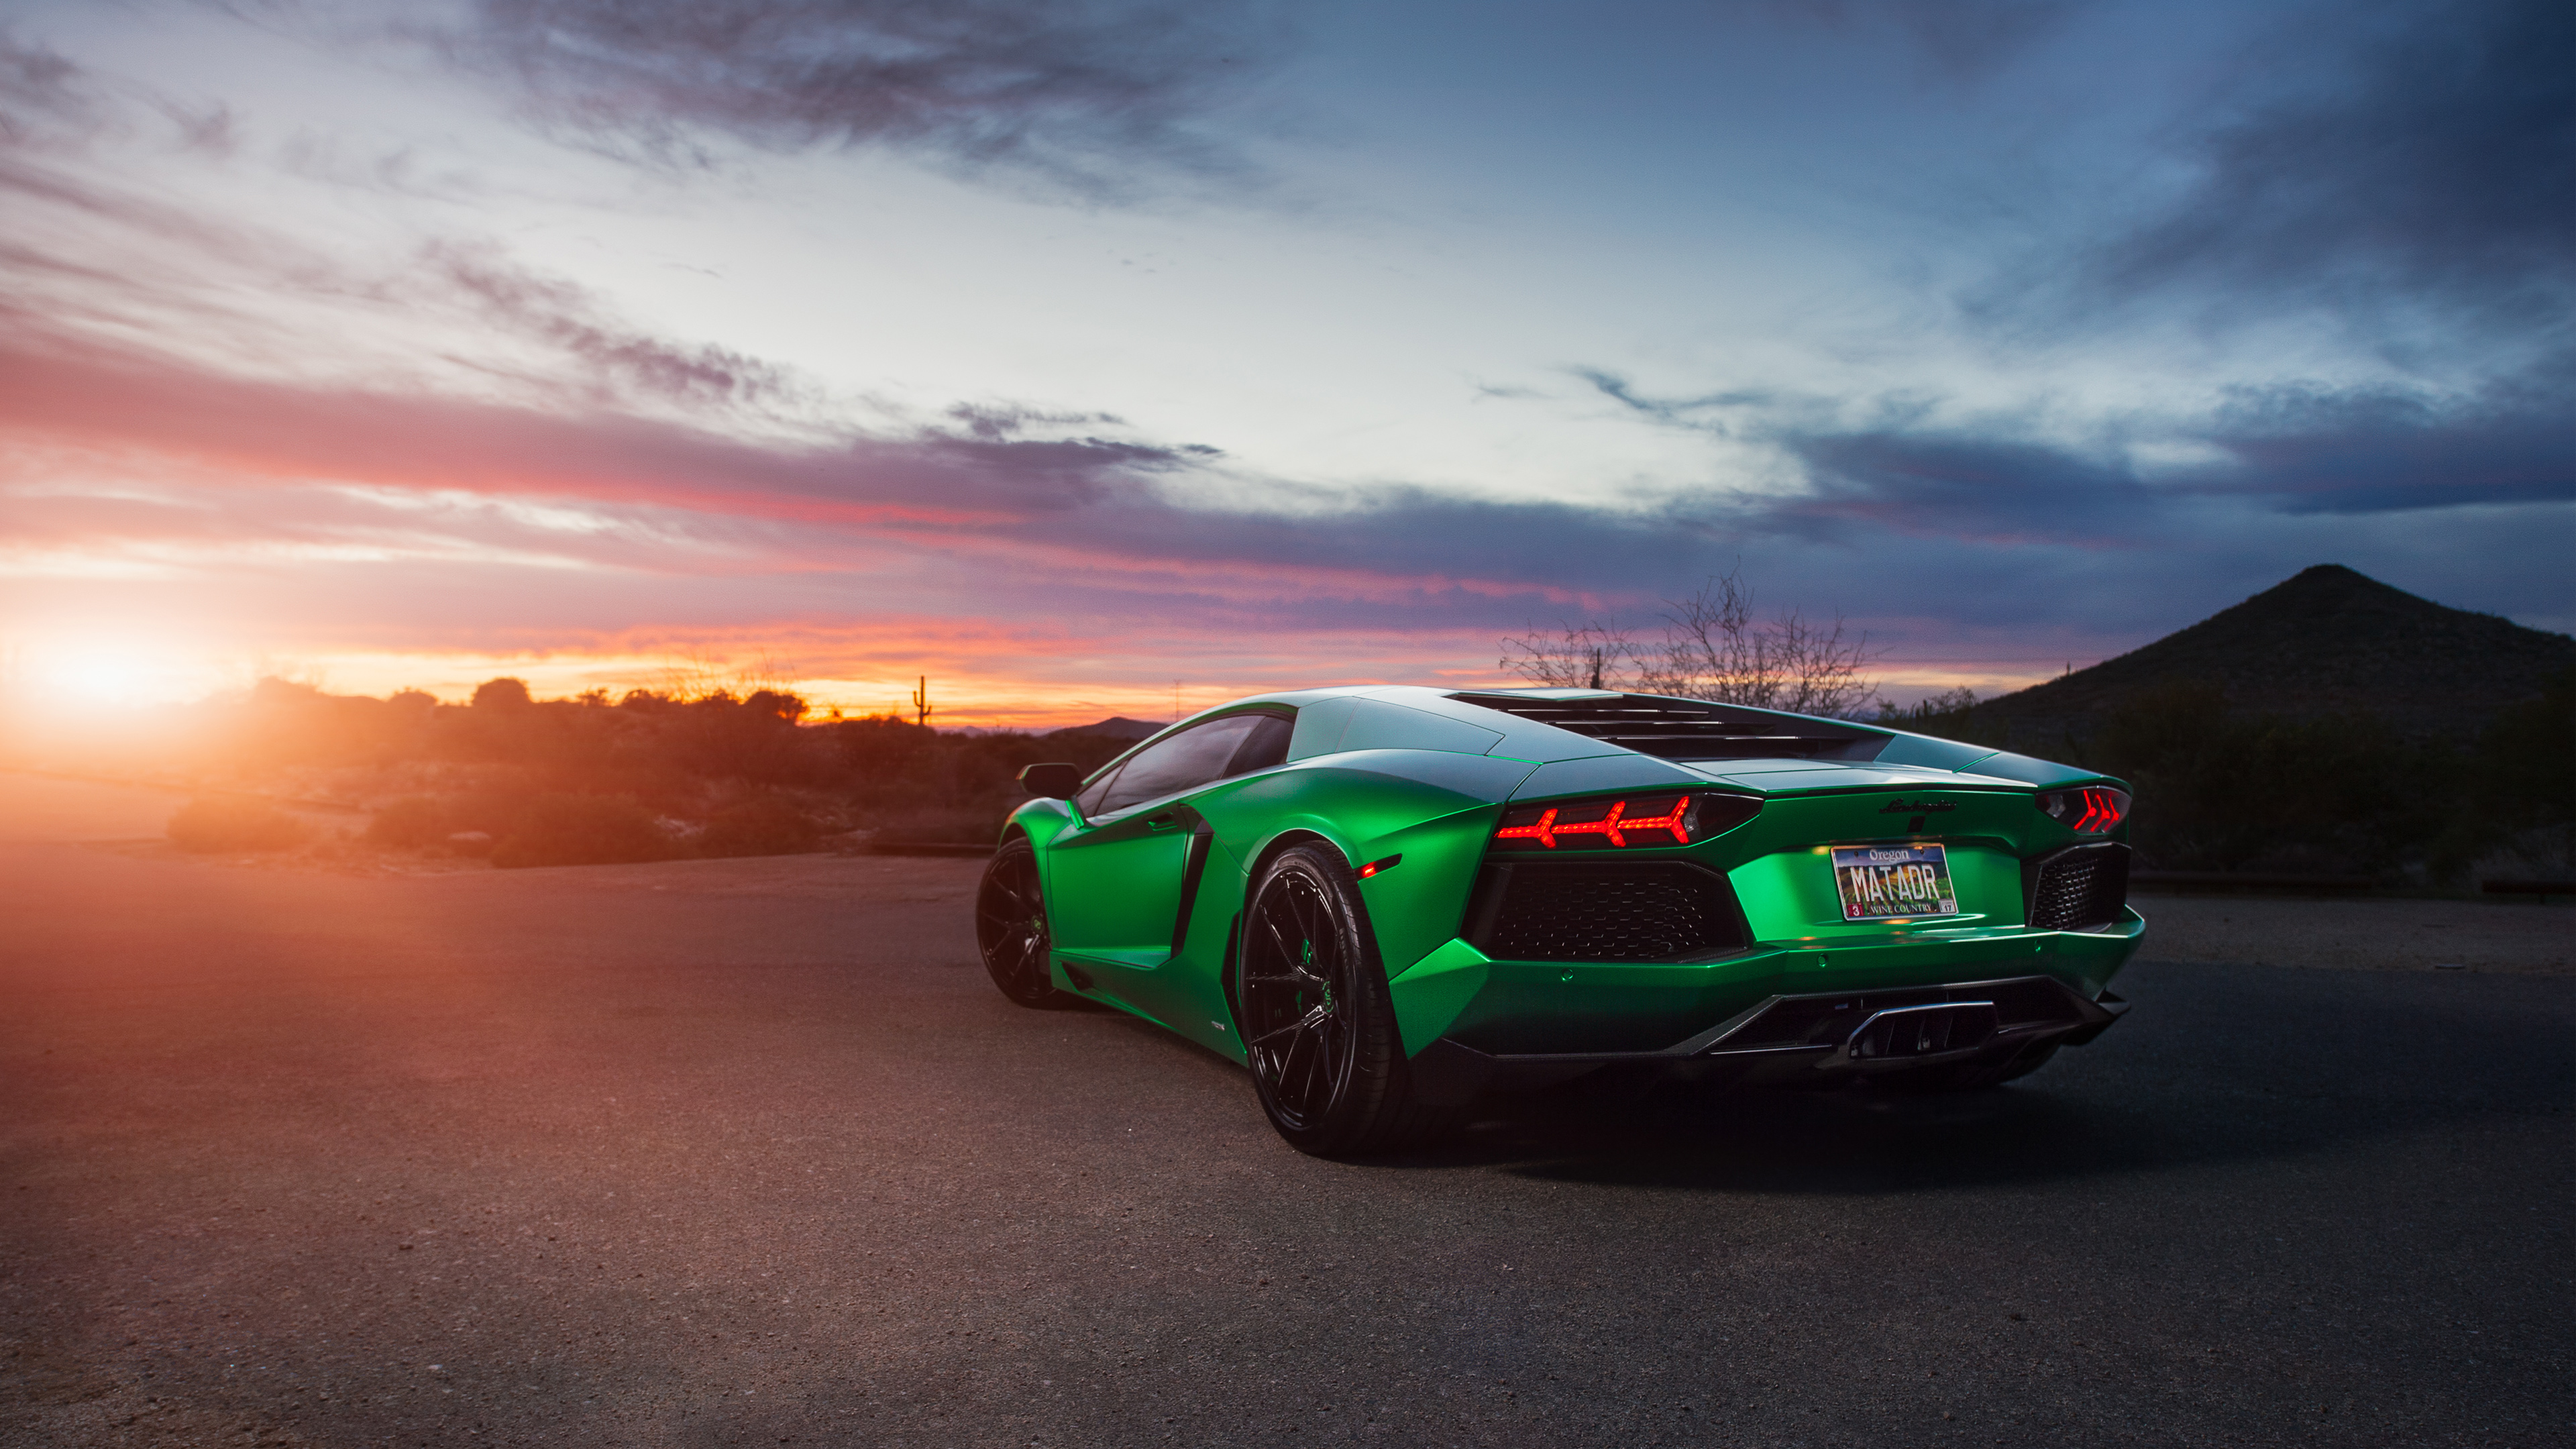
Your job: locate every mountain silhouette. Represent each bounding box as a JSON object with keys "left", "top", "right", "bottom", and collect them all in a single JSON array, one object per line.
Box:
[
  {"left": 1046, "top": 716, "right": 1165, "bottom": 741},
  {"left": 1976, "top": 565, "right": 2573, "bottom": 744}
]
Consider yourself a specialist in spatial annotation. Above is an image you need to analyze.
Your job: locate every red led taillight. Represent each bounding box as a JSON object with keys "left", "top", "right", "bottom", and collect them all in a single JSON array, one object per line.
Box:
[
  {"left": 1490, "top": 792, "right": 1760, "bottom": 852},
  {"left": 2039, "top": 785, "right": 2130, "bottom": 835}
]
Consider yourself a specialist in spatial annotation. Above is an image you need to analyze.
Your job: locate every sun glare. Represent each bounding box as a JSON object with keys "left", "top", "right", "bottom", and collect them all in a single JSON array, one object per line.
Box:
[
  {"left": 5, "top": 640, "right": 216, "bottom": 717},
  {"left": 57, "top": 656, "right": 149, "bottom": 702}
]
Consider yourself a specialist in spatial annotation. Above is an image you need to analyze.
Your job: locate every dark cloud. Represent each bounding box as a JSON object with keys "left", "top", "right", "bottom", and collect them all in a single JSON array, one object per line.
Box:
[
  {"left": 0, "top": 101, "right": 804, "bottom": 421},
  {"left": 1760, "top": 365, "right": 2573, "bottom": 539},
  {"left": 424, "top": 241, "right": 802, "bottom": 411},
  {"left": 1, "top": 27, "right": 244, "bottom": 160},
  {"left": 945, "top": 400, "right": 1148, "bottom": 441},
  {"left": 1011, "top": 484, "right": 1727, "bottom": 596},
  {"left": 1582, "top": 370, "right": 2162, "bottom": 545},
  {"left": 427, "top": 0, "right": 1288, "bottom": 197},
  {"left": 0, "top": 315, "right": 1219, "bottom": 529},
  {"left": 1758, "top": 0, "right": 2080, "bottom": 82},
  {"left": 1576, "top": 368, "right": 1773, "bottom": 436},
  {"left": 1774, "top": 429, "right": 2149, "bottom": 544},
  {"left": 2073, "top": 0, "right": 2574, "bottom": 327},
  {"left": 2198, "top": 366, "right": 2576, "bottom": 515},
  {"left": 0, "top": 29, "right": 108, "bottom": 149},
  {"left": 1588, "top": 344, "right": 2570, "bottom": 545},
  {"left": 152, "top": 97, "right": 239, "bottom": 156}
]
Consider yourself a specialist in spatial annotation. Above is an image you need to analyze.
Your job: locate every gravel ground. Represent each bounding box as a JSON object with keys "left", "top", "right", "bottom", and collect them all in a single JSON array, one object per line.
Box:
[{"left": 4, "top": 774, "right": 2569, "bottom": 1448}]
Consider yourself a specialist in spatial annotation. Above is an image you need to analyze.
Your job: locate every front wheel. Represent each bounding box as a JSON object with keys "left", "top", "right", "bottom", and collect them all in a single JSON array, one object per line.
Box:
[
  {"left": 1237, "top": 845, "right": 1454, "bottom": 1156},
  {"left": 975, "top": 838, "right": 1077, "bottom": 1009}
]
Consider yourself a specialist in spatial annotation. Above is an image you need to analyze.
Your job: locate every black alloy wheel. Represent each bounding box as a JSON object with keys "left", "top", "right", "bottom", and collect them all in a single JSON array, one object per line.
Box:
[
  {"left": 976, "top": 837, "right": 1075, "bottom": 1008},
  {"left": 1238, "top": 844, "right": 1452, "bottom": 1155}
]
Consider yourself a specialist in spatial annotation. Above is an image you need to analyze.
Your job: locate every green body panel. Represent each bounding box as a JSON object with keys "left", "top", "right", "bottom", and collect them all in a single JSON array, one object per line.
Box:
[
  {"left": 1385, "top": 937, "right": 1492, "bottom": 1055},
  {"left": 1722, "top": 788, "right": 2044, "bottom": 938},
  {"left": 1004, "top": 684, "right": 2142, "bottom": 1068},
  {"left": 1046, "top": 818, "right": 1196, "bottom": 965}
]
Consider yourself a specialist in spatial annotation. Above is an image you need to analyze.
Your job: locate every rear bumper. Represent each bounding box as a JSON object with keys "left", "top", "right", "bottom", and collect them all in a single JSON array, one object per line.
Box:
[
  {"left": 1421, "top": 974, "right": 2123, "bottom": 1098},
  {"left": 1385, "top": 908, "right": 2143, "bottom": 1099},
  {"left": 1405, "top": 973, "right": 2125, "bottom": 1103}
]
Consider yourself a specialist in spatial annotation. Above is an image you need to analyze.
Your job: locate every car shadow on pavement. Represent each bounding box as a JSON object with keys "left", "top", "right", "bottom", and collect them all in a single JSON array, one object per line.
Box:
[{"left": 1372, "top": 960, "right": 2576, "bottom": 1193}]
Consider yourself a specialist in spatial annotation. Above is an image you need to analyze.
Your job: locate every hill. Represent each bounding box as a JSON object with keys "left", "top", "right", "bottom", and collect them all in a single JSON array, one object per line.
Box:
[
  {"left": 1047, "top": 716, "right": 1165, "bottom": 741},
  {"left": 1974, "top": 565, "right": 2574, "bottom": 747}
]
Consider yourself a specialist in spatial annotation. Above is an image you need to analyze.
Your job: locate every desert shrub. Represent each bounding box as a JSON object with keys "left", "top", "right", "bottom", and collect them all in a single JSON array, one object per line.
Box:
[
  {"left": 471, "top": 676, "right": 533, "bottom": 710},
  {"left": 363, "top": 796, "right": 451, "bottom": 849},
  {"left": 138, "top": 678, "right": 1160, "bottom": 865},
  {"left": 698, "top": 796, "right": 823, "bottom": 858},
  {"left": 180, "top": 678, "right": 440, "bottom": 775},
  {"left": 490, "top": 793, "right": 672, "bottom": 869},
  {"left": 2431, "top": 669, "right": 2575, "bottom": 881},
  {"left": 168, "top": 796, "right": 312, "bottom": 853},
  {"left": 2082, "top": 682, "right": 2451, "bottom": 875},
  {"left": 1872, "top": 687, "right": 1998, "bottom": 745},
  {"left": 423, "top": 778, "right": 545, "bottom": 841}
]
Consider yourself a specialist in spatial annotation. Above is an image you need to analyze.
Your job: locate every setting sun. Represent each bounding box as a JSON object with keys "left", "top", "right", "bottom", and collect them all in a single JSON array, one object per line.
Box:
[{"left": 6, "top": 639, "right": 219, "bottom": 717}]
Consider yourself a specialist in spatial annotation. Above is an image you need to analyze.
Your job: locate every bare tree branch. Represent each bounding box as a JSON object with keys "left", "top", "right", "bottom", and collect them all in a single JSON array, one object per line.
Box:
[
  {"left": 1504, "top": 566, "right": 1882, "bottom": 718},
  {"left": 1500, "top": 619, "right": 1640, "bottom": 690}
]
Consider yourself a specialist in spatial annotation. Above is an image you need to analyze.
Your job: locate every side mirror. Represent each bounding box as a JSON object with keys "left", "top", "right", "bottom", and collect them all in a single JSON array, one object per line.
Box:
[{"left": 1018, "top": 762, "right": 1084, "bottom": 800}]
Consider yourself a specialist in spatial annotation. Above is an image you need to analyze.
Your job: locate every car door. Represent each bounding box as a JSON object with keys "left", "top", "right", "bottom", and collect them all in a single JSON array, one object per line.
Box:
[{"left": 1045, "top": 711, "right": 1293, "bottom": 1015}]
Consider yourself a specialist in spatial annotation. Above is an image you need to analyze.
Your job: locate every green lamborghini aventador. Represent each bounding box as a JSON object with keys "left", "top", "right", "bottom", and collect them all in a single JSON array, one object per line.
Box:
[{"left": 976, "top": 686, "right": 2140, "bottom": 1156}]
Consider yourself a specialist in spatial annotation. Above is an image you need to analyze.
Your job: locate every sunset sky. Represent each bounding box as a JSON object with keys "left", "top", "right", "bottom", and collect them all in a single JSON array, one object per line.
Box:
[{"left": 3, "top": 0, "right": 2568, "bottom": 726}]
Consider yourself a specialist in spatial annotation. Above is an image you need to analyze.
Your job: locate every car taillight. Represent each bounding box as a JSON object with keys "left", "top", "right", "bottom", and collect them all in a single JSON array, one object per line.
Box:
[
  {"left": 1489, "top": 792, "right": 1760, "bottom": 851},
  {"left": 2039, "top": 786, "right": 2129, "bottom": 835}
]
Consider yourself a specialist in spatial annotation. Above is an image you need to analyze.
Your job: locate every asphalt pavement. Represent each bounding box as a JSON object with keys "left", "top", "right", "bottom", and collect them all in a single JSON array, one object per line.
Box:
[{"left": 2, "top": 822, "right": 2568, "bottom": 1448}]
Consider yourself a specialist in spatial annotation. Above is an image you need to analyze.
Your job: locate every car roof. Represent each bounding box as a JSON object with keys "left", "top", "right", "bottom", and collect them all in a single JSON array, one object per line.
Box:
[{"left": 1136, "top": 684, "right": 2105, "bottom": 792}]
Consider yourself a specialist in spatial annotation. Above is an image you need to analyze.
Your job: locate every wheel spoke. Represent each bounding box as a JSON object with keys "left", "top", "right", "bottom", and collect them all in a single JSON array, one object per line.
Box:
[
  {"left": 1258, "top": 906, "right": 1301, "bottom": 967},
  {"left": 1297, "top": 1013, "right": 1330, "bottom": 1107},
  {"left": 1247, "top": 1002, "right": 1330, "bottom": 1049},
  {"left": 1278, "top": 1021, "right": 1314, "bottom": 1095},
  {"left": 1287, "top": 884, "right": 1318, "bottom": 957}
]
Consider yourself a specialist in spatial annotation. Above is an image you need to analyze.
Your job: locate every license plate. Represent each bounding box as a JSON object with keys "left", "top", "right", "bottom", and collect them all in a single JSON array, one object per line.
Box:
[{"left": 1831, "top": 843, "right": 1958, "bottom": 921}]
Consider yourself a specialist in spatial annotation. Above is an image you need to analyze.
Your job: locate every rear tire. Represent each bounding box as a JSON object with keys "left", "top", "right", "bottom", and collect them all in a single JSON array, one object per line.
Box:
[
  {"left": 975, "top": 837, "right": 1078, "bottom": 1009},
  {"left": 1237, "top": 845, "right": 1456, "bottom": 1156}
]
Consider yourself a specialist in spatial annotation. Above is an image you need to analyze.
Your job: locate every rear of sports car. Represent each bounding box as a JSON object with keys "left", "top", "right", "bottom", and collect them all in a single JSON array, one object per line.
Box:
[{"left": 1370, "top": 692, "right": 2142, "bottom": 1101}]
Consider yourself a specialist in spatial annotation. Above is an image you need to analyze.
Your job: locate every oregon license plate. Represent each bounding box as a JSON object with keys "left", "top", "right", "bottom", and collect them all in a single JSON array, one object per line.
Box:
[{"left": 1831, "top": 843, "right": 1958, "bottom": 921}]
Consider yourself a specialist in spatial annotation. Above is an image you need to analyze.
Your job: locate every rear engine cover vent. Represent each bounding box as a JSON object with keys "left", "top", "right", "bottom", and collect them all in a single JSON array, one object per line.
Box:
[
  {"left": 1447, "top": 692, "right": 1884, "bottom": 761},
  {"left": 2027, "top": 843, "right": 2131, "bottom": 931},
  {"left": 1465, "top": 861, "right": 1750, "bottom": 963}
]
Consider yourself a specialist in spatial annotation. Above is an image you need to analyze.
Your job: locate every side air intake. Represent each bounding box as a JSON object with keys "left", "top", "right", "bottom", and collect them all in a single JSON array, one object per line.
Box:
[{"left": 2026, "top": 843, "right": 2130, "bottom": 931}]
